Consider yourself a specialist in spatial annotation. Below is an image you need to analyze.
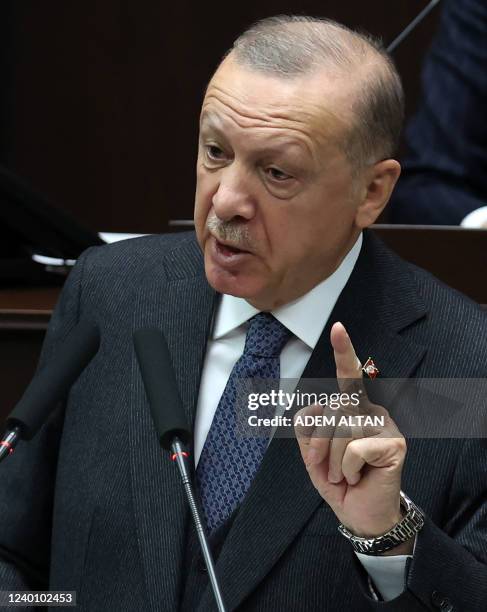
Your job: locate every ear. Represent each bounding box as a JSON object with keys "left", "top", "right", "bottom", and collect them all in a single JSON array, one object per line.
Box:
[{"left": 354, "top": 159, "right": 401, "bottom": 229}]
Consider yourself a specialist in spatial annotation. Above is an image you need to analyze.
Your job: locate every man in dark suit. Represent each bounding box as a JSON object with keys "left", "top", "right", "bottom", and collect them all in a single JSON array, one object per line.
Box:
[
  {"left": 1, "top": 15, "right": 486, "bottom": 611},
  {"left": 389, "top": 0, "right": 487, "bottom": 225}
]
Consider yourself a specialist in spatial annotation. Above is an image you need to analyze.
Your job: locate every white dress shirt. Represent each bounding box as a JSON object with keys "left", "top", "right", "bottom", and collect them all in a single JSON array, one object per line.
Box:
[{"left": 194, "top": 233, "right": 410, "bottom": 601}]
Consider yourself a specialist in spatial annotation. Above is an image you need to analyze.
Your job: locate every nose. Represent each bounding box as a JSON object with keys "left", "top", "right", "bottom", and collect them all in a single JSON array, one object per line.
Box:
[{"left": 212, "top": 164, "right": 256, "bottom": 222}]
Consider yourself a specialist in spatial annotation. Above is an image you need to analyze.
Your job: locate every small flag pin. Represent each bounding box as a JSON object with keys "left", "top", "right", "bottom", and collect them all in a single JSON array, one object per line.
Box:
[{"left": 362, "top": 357, "right": 379, "bottom": 379}]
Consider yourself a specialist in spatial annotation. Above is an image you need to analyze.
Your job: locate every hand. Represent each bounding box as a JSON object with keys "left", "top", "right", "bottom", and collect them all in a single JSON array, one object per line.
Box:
[{"left": 295, "top": 322, "right": 411, "bottom": 552}]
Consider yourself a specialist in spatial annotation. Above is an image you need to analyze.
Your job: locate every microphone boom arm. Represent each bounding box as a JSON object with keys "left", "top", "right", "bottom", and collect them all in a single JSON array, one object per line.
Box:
[{"left": 387, "top": 0, "right": 442, "bottom": 53}]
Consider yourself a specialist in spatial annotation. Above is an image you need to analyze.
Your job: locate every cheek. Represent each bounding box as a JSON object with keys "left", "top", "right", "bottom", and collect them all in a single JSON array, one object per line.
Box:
[
  {"left": 261, "top": 210, "right": 302, "bottom": 267},
  {"left": 196, "top": 166, "right": 219, "bottom": 204},
  {"left": 194, "top": 171, "right": 218, "bottom": 235}
]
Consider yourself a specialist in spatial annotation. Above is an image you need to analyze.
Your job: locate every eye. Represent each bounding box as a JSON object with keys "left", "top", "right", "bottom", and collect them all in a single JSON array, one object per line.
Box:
[
  {"left": 267, "top": 167, "right": 292, "bottom": 182},
  {"left": 205, "top": 145, "right": 226, "bottom": 161}
]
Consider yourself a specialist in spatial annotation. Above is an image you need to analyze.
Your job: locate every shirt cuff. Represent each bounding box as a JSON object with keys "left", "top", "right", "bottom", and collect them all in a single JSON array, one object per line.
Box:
[
  {"left": 355, "top": 551, "right": 413, "bottom": 601},
  {"left": 460, "top": 205, "right": 487, "bottom": 228}
]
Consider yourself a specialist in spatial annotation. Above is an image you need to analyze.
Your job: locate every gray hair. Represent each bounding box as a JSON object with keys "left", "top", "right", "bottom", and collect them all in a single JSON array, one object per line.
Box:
[{"left": 226, "top": 15, "right": 404, "bottom": 168}]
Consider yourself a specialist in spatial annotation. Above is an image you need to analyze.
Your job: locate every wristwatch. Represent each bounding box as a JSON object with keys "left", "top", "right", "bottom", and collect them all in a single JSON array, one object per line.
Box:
[{"left": 337, "top": 491, "right": 425, "bottom": 555}]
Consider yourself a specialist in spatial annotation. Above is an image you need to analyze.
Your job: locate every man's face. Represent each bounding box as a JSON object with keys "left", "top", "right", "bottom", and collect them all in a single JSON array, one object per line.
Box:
[{"left": 194, "top": 56, "right": 363, "bottom": 310}]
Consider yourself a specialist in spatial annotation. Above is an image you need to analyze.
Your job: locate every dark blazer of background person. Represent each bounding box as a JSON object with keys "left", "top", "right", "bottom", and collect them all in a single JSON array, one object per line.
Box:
[
  {"left": 389, "top": 0, "right": 487, "bottom": 225},
  {"left": 0, "top": 231, "right": 486, "bottom": 611}
]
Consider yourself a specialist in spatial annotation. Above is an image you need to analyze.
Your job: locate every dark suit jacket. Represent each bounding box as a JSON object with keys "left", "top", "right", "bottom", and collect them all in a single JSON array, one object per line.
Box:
[
  {"left": 389, "top": 0, "right": 487, "bottom": 225},
  {"left": 0, "top": 231, "right": 486, "bottom": 611}
]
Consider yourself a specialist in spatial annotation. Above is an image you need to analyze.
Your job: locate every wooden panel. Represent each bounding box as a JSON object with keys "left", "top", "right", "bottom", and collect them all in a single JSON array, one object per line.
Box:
[
  {"left": 6, "top": 1, "right": 439, "bottom": 234},
  {"left": 372, "top": 225, "right": 487, "bottom": 305},
  {"left": 0, "top": 287, "right": 58, "bottom": 330}
]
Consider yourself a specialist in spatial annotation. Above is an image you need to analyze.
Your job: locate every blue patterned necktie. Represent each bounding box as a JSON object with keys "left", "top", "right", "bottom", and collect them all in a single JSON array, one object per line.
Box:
[{"left": 196, "top": 312, "right": 292, "bottom": 534}]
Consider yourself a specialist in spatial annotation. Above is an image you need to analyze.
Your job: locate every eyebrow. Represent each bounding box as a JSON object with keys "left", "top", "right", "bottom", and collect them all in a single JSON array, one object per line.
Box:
[
  {"left": 199, "top": 112, "right": 224, "bottom": 134},
  {"left": 199, "top": 112, "right": 311, "bottom": 160}
]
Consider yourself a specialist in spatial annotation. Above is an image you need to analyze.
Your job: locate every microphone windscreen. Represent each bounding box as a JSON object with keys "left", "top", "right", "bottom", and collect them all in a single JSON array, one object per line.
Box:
[
  {"left": 133, "top": 328, "right": 191, "bottom": 450},
  {"left": 7, "top": 319, "right": 100, "bottom": 439}
]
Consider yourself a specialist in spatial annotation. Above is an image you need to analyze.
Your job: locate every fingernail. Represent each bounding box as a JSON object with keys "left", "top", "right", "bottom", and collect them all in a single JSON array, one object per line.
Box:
[
  {"left": 306, "top": 448, "right": 320, "bottom": 465},
  {"left": 328, "top": 472, "right": 341, "bottom": 484}
]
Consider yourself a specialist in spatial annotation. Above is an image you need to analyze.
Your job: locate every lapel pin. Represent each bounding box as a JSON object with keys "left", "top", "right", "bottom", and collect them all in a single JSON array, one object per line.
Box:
[{"left": 362, "top": 357, "right": 379, "bottom": 379}]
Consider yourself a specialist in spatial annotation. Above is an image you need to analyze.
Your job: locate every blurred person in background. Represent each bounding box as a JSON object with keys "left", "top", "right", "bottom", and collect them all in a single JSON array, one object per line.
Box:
[{"left": 389, "top": 0, "right": 487, "bottom": 226}]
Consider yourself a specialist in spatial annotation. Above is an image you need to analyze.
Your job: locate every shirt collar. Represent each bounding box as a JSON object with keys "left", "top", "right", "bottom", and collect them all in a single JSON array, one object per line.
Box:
[{"left": 212, "top": 233, "right": 363, "bottom": 349}]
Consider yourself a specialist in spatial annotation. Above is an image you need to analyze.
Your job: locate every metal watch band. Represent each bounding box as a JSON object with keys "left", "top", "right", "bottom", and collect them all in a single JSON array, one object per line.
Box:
[{"left": 337, "top": 491, "right": 425, "bottom": 555}]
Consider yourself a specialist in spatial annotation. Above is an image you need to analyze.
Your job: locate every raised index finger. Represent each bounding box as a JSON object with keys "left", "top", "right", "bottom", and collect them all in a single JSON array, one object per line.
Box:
[{"left": 330, "top": 321, "right": 367, "bottom": 397}]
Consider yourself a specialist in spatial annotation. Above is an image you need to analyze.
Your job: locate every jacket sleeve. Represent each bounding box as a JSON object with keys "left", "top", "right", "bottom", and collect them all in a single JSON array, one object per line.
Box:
[{"left": 0, "top": 249, "right": 93, "bottom": 590}]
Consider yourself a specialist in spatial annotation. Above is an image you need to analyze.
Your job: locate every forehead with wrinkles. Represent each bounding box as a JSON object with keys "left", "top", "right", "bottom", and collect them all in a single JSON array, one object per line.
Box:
[{"left": 200, "top": 55, "right": 355, "bottom": 154}]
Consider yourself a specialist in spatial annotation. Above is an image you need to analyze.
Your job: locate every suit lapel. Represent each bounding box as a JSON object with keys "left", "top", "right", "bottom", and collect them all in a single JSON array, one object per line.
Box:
[
  {"left": 197, "top": 231, "right": 429, "bottom": 611},
  {"left": 129, "top": 236, "right": 217, "bottom": 612}
]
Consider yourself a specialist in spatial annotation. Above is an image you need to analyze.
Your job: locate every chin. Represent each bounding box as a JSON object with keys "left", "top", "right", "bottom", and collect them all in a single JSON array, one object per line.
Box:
[{"left": 204, "top": 260, "right": 264, "bottom": 300}]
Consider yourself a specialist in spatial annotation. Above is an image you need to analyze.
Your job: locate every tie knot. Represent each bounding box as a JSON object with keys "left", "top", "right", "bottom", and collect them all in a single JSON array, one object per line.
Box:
[{"left": 244, "top": 312, "right": 291, "bottom": 357}]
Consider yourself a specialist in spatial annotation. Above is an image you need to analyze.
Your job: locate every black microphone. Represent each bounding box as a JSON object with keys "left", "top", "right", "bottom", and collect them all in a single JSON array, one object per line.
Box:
[
  {"left": 133, "top": 328, "right": 227, "bottom": 612},
  {"left": 0, "top": 319, "right": 100, "bottom": 462},
  {"left": 133, "top": 328, "right": 191, "bottom": 449}
]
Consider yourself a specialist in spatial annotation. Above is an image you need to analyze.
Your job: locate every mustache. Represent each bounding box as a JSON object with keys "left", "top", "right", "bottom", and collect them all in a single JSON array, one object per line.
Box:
[{"left": 206, "top": 216, "right": 253, "bottom": 251}]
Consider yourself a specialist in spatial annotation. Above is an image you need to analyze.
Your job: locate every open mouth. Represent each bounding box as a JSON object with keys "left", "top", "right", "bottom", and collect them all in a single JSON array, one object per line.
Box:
[{"left": 215, "top": 238, "right": 249, "bottom": 257}]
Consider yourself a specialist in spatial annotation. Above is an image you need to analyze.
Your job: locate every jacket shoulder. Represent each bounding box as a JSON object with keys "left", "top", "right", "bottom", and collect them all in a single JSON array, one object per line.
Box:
[
  {"left": 59, "top": 231, "right": 201, "bottom": 313},
  {"left": 76, "top": 231, "right": 199, "bottom": 278},
  {"left": 82, "top": 231, "right": 197, "bottom": 265},
  {"left": 396, "top": 254, "right": 487, "bottom": 375},
  {"left": 366, "top": 233, "right": 487, "bottom": 375}
]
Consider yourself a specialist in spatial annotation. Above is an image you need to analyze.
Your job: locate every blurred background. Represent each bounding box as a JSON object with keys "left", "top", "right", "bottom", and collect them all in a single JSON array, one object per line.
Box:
[{"left": 0, "top": 0, "right": 441, "bottom": 234}]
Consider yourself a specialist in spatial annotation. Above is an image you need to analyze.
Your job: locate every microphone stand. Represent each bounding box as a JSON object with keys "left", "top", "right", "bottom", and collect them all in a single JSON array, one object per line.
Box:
[
  {"left": 133, "top": 327, "right": 227, "bottom": 611},
  {"left": 0, "top": 425, "right": 21, "bottom": 463},
  {"left": 171, "top": 437, "right": 227, "bottom": 612}
]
